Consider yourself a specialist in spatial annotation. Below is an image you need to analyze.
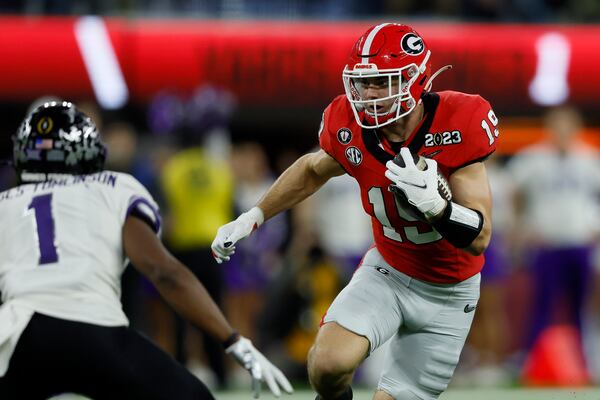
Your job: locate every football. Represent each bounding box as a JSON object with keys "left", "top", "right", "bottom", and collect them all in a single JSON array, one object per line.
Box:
[{"left": 389, "top": 150, "right": 452, "bottom": 222}]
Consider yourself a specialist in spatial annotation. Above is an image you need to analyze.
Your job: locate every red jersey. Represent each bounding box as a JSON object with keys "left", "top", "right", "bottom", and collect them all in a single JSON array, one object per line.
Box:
[{"left": 318, "top": 91, "right": 499, "bottom": 283}]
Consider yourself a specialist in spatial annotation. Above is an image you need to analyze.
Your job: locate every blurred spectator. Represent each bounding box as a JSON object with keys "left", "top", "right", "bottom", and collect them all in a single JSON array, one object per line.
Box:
[
  {"left": 461, "top": 0, "right": 557, "bottom": 21},
  {"left": 102, "top": 121, "right": 141, "bottom": 323},
  {"left": 568, "top": 0, "right": 600, "bottom": 22},
  {"left": 257, "top": 211, "right": 344, "bottom": 381},
  {"left": 4, "top": 0, "right": 600, "bottom": 20},
  {"left": 103, "top": 121, "right": 165, "bottom": 196},
  {"left": 226, "top": 141, "right": 287, "bottom": 343},
  {"left": 308, "top": 173, "right": 372, "bottom": 281},
  {"left": 384, "top": 0, "right": 461, "bottom": 18},
  {"left": 460, "top": 154, "right": 514, "bottom": 386},
  {"left": 507, "top": 105, "right": 600, "bottom": 371},
  {"left": 0, "top": 1, "right": 20, "bottom": 12},
  {"left": 159, "top": 86, "right": 235, "bottom": 389},
  {"left": 20, "top": 0, "right": 110, "bottom": 14},
  {"left": 102, "top": 121, "right": 165, "bottom": 331},
  {"left": 585, "top": 247, "right": 600, "bottom": 382},
  {"left": 509, "top": 0, "right": 554, "bottom": 21},
  {"left": 103, "top": 122, "right": 138, "bottom": 172}
]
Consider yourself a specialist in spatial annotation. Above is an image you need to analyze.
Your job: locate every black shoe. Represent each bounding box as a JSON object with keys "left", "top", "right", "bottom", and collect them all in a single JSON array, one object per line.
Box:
[{"left": 314, "top": 387, "right": 353, "bottom": 400}]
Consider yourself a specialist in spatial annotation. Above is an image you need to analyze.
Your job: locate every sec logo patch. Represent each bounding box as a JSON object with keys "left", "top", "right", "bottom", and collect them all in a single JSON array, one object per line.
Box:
[
  {"left": 337, "top": 128, "right": 352, "bottom": 144},
  {"left": 345, "top": 146, "right": 362, "bottom": 166}
]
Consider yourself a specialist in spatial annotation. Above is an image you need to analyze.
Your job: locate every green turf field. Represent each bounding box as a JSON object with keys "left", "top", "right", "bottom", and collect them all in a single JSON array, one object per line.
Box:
[
  {"left": 214, "top": 388, "right": 600, "bottom": 400},
  {"left": 52, "top": 387, "right": 600, "bottom": 400}
]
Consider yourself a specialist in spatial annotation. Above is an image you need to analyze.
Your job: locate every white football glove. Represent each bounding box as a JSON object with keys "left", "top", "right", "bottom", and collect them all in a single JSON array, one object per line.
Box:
[
  {"left": 385, "top": 148, "right": 447, "bottom": 220},
  {"left": 211, "top": 207, "right": 264, "bottom": 264},
  {"left": 226, "top": 336, "right": 294, "bottom": 398}
]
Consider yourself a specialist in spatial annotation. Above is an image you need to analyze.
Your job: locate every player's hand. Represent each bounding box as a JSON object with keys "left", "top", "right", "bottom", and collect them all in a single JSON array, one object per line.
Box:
[
  {"left": 226, "top": 336, "right": 294, "bottom": 398},
  {"left": 385, "top": 148, "right": 447, "bottom": 220},
  {"left": 211, "top": 207, "right": 264, "bottom": 264}
]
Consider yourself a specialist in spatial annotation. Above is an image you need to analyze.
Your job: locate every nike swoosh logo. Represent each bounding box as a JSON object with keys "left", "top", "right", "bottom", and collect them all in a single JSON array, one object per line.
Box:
[
  {"left": 396, "top": 179, "right": 427, "bottom": 189},
  {"left": 464, "top": 304, "right": 476, "bottom": 313}
]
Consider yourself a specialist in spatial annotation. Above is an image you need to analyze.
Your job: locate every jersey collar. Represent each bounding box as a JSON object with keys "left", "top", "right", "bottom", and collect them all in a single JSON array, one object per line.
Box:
[{"left": 362, "top": 92, "right": 440, "bottom": 165}]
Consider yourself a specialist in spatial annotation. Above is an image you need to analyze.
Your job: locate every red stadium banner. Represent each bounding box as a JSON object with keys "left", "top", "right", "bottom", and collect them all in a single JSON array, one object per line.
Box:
[{"left": 0, "top": 17, "right": 599, "bottom": 113}]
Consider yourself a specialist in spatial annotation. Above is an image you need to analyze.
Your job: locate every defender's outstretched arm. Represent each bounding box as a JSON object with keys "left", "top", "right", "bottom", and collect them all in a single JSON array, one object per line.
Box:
[{"left": 124, "top": 216, "right": 293, "bottom": 398}]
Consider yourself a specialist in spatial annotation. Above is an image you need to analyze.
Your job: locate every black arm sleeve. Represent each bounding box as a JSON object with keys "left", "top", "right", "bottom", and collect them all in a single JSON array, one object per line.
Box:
[{"left": 433, "top": 201, "right": 484, "bottom": 249}]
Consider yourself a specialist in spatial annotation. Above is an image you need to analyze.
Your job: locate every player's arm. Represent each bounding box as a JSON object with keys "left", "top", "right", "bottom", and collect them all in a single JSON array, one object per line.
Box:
[
  {"left": 258, "top": 149, "right": 345, "bottom": 220},
  {"left": 123, "top": 216, "right": 293, "bottom": 397},
  {"left": 431, "top": 97, "right": 497, "bottom": 255},
  {"left": 446, "top": 161, "right": 493, "bottom": 255},
  {"left": 124, "top": 216, "right": 236, "bottom": 343},
  {"left": 211, "top": 149, "right": 344, "bottom": 263},
  {"left": 386, "top": 148, "right": 491, "bottom": 255}
]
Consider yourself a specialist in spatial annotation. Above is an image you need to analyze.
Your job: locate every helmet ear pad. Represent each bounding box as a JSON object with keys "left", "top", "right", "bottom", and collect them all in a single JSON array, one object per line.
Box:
[{"left": 13, "top": 101, "right": 107, "bottom": 182}]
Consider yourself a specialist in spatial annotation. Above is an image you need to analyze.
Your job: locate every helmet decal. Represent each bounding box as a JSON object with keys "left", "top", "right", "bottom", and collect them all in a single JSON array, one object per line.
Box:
[
  {"left": 37, "top": 117, "right": 54, "bottom": 134},
  {"left": 401, "top": 33, "right": 424, "bottom": 56},
  {"left": 360, "top": 23, "right": 390, "bottom": 64},
  {"left": 13, "top": 101, "right": 106, "bottom": 182}
]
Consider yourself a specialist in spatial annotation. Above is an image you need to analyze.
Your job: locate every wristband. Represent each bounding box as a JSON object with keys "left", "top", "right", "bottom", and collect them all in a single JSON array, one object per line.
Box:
[
  {"left": 433, "top": 202, "right": 483, "bottom": 248},
  {"left": 245, "top": 206, "right": 265, "bottom": 229},
  {"left": 222, "top": 331, "right": 240, "bottom": 349}
]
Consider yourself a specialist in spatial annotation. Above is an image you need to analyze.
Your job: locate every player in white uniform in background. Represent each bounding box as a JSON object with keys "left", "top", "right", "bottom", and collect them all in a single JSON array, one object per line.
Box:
[
  {"left": 507, "top": 105, "right": 600, "bottom": 354},
  {"left": 0, "top": 102, "right": 293, "bottom": 400}
]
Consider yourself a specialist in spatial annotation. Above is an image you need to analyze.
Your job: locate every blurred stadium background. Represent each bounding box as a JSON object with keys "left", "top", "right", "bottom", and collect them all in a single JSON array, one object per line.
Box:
[{"left": 2, "top": 0, "right": 600, "bottom": 399}]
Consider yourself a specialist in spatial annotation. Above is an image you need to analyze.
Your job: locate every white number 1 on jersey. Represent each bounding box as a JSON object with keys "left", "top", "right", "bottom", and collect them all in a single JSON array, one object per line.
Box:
[{"left": 481, "top": 109, "right": 500, "bottom": 146}]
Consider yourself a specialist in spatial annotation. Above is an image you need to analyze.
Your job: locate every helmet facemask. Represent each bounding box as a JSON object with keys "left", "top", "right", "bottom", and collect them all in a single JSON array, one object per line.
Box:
[{"left": 343, "top": 50, "right": 431, "bottom": 129}]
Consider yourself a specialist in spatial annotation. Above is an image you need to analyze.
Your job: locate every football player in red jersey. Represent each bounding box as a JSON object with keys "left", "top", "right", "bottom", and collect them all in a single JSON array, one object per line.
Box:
[{"left": 213, "top": 23, "right": 498, "bottom": 400}]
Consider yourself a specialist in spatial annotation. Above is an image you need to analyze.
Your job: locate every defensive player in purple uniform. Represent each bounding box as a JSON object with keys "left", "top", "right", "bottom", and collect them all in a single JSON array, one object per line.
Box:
[{"left": 0, "top": 102, "right": 293, "bottom": 399}]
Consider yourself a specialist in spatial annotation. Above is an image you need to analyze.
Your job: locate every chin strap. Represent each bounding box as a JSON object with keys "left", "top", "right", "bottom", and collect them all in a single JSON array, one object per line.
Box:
[{"left": 424, "top": 65, "right": 453, "bottom": 93}]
